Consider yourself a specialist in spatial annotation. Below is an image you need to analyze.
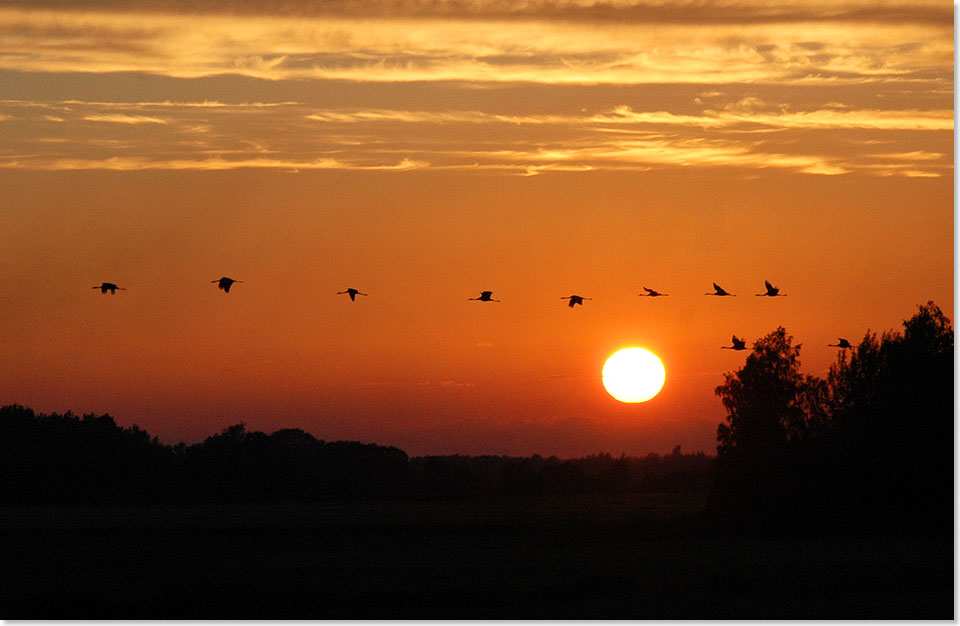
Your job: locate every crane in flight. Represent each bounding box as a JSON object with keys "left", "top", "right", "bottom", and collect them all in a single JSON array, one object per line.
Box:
[
  {"left": 828, "top": 338, "right": 855, "bottom": 349},
  {"left": 338, "top": 288, "right": 368, "bottom": 301},
  {"left": 561, "top": 295, "right": 591, "bottom": 308},
  {"left": 721, "top": 335, "right": 748, "bottom": 350},
  {"left": 756, "top": 280, "right": 786, "bottom": 297},
  {"left": 469, "top": 291, "right": 500, "bottom": 302},
  {"left": 706, "top": 282, "right": 735, "bottom": 296},
  {"left": 639, "top": 287, "right": 668, "bottom": 297},
  {"left": 212, "top": 277, "right": 242, "bottom": 293},
  {"left": 92, "top": 282, "right": 125, "bottom": 294}
]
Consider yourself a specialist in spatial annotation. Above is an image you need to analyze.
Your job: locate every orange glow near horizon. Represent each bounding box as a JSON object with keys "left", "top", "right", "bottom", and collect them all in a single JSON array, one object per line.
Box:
[{"left": 0, "top": 1, "right": 952, "bottom": 458}]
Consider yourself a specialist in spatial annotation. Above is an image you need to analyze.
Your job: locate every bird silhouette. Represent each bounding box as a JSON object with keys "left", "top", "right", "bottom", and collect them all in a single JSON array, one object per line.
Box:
[
  {"left": 92, "top": 282, "right": 125, "bottom": 294},
  {"left": 561, "top": 295, "right": 591, "bottom": 308},
  {"left": 706, "top": 282, "right": 735, "bottom": 296},
  {"left": 212, "top": 277, "right": 242, "bottom": 293},
  {"left": 338, "top": 288, "right": 368, "bottom": 301},
  {"left": 828, "top": 338, "right": 855, "bottom": 349},
  {"left": 756, "top": 280, "right": 786, "bottom": 297},
  {"left": 639, "top": 287, "right": 668, "bottom": 297},
  {"left": 469, "top": 291, "right": 500, "bottom": 302},
  {"left": 721, "top": 335, "right": 748, "bottom": 350}
]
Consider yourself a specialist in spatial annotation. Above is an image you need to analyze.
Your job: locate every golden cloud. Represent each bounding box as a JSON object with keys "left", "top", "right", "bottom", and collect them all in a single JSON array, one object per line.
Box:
[{"left": 0, "top": 8, "right": 951, "bottom": 86}]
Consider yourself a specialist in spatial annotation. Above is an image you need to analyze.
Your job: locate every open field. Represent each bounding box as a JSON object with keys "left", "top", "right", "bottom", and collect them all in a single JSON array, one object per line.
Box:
[{"left": 0, "top": 493, "right": 951, "bottom": 619}]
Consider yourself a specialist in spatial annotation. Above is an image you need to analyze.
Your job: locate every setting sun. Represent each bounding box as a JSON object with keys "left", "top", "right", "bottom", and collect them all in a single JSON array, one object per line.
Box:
[{"left": 602, "top": 348, "right": 666, "bottom": 403}]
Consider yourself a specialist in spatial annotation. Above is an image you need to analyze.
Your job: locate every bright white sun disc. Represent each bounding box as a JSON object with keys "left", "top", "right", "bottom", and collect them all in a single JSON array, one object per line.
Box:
[{"left": 602, "top": 347, "right": 666, "bottom": 403}]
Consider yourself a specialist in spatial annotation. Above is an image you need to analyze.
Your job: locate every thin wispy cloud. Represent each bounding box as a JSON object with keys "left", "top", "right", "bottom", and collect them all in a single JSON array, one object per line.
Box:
[
  {"left": 418, "top": 380, "right": 477, "bottom": 388},
  {"left": 0, "top": 8, "right": 950, "bottom": 86},
  {"left": 5, "top": 99, "right": 951, "bottom": 131},
  {"left": 0, "top": 99, "right": 949, "bottom": 176},
  {"left": 459, "top": 139, "right": 856, "bottom": 176},
  {"left": 0, "top": 0, "right": 949, "bottom": 24},
  {"left": 83, "top": 114, "right": 168, "bottom": 124},
  {"left": 0, "top": 155, "right": 428, "bottom": 171},
  {"left": 304, "top": 104, "right": 953, "bottom": 131}
]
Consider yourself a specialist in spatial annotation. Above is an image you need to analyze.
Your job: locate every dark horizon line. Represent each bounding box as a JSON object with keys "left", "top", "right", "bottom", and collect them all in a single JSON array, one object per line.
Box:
[{"left": 0, "top": 403, "right": 716, "bottom": 461}]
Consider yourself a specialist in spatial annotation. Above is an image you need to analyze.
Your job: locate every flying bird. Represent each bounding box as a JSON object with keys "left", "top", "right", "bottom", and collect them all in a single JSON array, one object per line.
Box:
[
  {"left": 721, "top": 335, "right": 748, "bottom": 350},
  {"left": 639, "top": 287, "right": 668, "bottom": 297},
  {"left": 469, "top": 291, "right": 500, "bottom": 302},
  {"left": 92, "top": 282, "right": 125, "bottom": 294},
  {"left": 706, "top": 282, "right": 735, "bottom": 296},
  {"left": 756, "top": 280, "right": 786, "bottom": 297},
  {"left": 212, "top": 277, "right": 242, "bottom": 293},
  {"left": 561, "top": 295, "right": 591, "bottom": 308},
  {"left": 337, "top": 288, "right": 368, "bottom": 301},
  {"left": 828, "top": 338, "right": 855, "bottom": 349}
]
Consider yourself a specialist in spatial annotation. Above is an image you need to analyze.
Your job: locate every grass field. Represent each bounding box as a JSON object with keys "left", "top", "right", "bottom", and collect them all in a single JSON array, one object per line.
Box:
[{"left": 0, "top": 493, "right": 951, "bottom": 618}]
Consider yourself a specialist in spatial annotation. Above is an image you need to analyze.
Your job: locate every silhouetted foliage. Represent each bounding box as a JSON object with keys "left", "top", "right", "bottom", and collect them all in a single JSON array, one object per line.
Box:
[
  {"left": 825, "top": 302, "right": 953, "bottom": 531},
  {"left": 714, "top": 328, "right": 828, "bottom": 520},
  {"left": 406, "top": 450, "right": 713, "bottom": 499},
  {"left": 0, "top": 405, "right": 712, "bottom": 506},
  {"left": 172, "top": 424, "right": 409, "bottom": 503},
  {"left": 0, "top": 405, "right": 173, "bottom": 505},
  {"left": 713, "top": 302, "right": 953, "bottom": 533}
]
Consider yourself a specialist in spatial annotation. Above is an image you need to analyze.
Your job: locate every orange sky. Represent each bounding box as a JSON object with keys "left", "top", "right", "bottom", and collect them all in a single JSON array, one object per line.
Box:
[{"left": 0, "top": 0, "right": 952, "bottom": 456}]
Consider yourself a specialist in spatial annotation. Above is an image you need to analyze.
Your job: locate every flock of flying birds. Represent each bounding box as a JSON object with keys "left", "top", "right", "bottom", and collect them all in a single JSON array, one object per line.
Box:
[{"left": 91, "top": 278, "right": 857, "bottom": 352}]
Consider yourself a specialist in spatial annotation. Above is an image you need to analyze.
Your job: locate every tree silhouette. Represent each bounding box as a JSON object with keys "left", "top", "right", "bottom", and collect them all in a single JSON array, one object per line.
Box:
[
  {"left": 717, "top": 328, "right": 829, "bottom": 452},
  {"left": 714, "top": 328, "right": 828, "bottom": 520},
  {"left": 0, "top": 405, "right": 174, "bottom": 505},
  {"left": 713, "top": 303, "right": 953, "bottom": 532},
  {"left": 825, "top": 301, "right": 953, "bottom": 531}
]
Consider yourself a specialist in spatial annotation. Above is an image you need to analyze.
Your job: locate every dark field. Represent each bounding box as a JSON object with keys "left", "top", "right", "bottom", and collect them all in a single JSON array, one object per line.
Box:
[{"left": 0, "top": 493, "right": 951, "bottom": 619}]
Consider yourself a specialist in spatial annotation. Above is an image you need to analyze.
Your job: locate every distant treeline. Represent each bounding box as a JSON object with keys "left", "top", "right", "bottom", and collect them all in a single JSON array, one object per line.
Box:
[{"left": 0, "top": 406, "right": 712, "bottom": 506}]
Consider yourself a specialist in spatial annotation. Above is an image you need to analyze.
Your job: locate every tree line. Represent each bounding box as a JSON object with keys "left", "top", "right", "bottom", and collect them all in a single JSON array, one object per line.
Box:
[{"left": 0, "top": 406, "right": 712, "bottom": 505}]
